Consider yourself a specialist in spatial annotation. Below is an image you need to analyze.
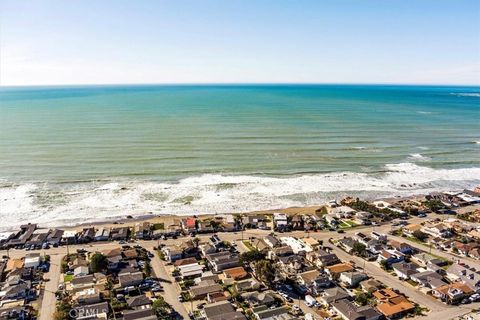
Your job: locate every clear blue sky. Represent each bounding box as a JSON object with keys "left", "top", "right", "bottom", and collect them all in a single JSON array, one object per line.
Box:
[{"left": 1, "top": 0, "right": 479, "bottom": 85}]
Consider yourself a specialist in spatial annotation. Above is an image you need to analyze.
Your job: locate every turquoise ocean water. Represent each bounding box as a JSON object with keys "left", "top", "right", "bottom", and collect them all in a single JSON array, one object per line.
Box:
[{"left": 0, "top": 85, "right": 479, "bottom": 229}]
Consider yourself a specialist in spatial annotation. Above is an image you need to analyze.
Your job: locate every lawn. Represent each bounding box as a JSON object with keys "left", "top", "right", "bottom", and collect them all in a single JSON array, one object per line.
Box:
[
  {"left": 63, "top": 274, "right": 74, "bottom": 282},
  {"left": 242, "top": 241, "right": 255, "bottom": 251}
]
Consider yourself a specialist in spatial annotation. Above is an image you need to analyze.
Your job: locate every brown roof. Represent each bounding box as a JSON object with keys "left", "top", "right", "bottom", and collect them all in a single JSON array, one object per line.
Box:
[
  {"left": 373, "top": 288, "right": 399, "bottom": 301},
  {"left": 436, "top": 282, "right": 474, "bottom": 295},
  {"left": 326, "top": 263, "right": 353, "bottom": 274},
  {"left": 223, "top": 267, "right": 248, "bottom": 280},
  {"left": 376, "top": 298, "right": 414, "bottom": 317},
  {"left": 174, "top": 257, "right": 198, "bottom": 267},
  {"left": 5, "top": 259, "right": 24, "bottom": 272},
  {"left": 122, "top": 249, "right": 138, "bottom": 259}
]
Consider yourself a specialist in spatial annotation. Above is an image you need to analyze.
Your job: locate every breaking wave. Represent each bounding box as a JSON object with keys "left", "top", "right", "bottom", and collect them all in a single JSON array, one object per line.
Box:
[{"left": 1, "top": 163, "right": 479, "bottom": 231}]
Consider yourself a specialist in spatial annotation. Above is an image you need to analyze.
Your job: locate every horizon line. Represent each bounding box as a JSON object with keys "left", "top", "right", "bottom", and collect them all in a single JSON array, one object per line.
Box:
[{"left": 1, "top": 81, "right": 480, "bottom": 88}]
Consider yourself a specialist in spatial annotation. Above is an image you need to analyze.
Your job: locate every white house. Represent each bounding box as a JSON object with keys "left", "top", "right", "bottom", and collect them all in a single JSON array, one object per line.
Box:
[{"left": 24, "top": 253, "right": 42, "bottom": 268}]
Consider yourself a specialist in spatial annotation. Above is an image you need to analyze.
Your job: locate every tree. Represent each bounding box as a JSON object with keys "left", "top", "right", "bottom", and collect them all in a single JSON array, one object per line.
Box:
[
  {"left": 144, "top": 260, "right": 152, "bottom": 277},
  {"left": 379, "top": 259, "right": 388, "bottom": 270},
  {"left": 352, "top": 242, "right": 367, "bottom": 256},
  {"left": 412, "top": 230, "right": 428, "bottom": 242},
  {"left": 424, "top": 200, "right": 446, "bottom": 212},
  {"left": 355, "top": 292, "right": 368, "bottom": 306},
  {"left": 152, "top": 297, "right": 171, "bottom": 316},
  {"left": 192, "top": 237, "right": 201, "bottom": 248},
  {"left": 239, "top": 250, "right": 265, "bottom": 265},
  {"left": 90, "top": 253, "right": 108, "bottom": 273},
  {"left": 255, "top": 260, "right": 275, "bottom": 285},
  {"left": 210, "top": 220, "right": 221, "bottom": 231}
]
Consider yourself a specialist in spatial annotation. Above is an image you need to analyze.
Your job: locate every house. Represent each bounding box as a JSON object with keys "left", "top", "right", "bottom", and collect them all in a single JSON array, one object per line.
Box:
[
  {"left": 403, "top": 224, "right": 422, "bottom": 237},
  {"left": 24, "top": 253, "right": 42, "bottom": 269},
  {"left": 62, "top": 230, "right": 78, "bottom": 244},
  {"left": 223, "top": 267, "right": 248, "bottom": 280},
  {"left": 173, "top": 257, "right": 198, "bottom": 268},
  {"left": 332, "top": 299, "right": 382, "bottom": 320},
  {"left": 263, "top": 235, "right": 281, "bottom": 248},
  {"left": 235, "top": 278, "right": 261, "bottom": 293},
  {"left": 103, "top": 248, "right": 123, "bottom": 270},
  {"left": 71, "top": 275, "right": 96, "bottom": 291},
  {"left": 242, "top": 215, "right": 265, "bottom": 228},
  {"left": 446, "top": 263, "right": 480, "bottom": 291},
  {"left": 241, "top": 291, "right": 276, "bottom": 307},
  {"left": 411, "top": 252, "right": 446, "bottom": 267},
  {"left": 279, "top": 237, "right": 312, "bottom": 254},
  {"left": 74, "top": 265, "right": 90, "bottom": 277},
  {"left": 46, "top": 229, "right": 64, "bottom": 246},
  {"left": 339, "top": 272, "right": 368, "bottom": 288},
  {"left": 432, "top": 282, "right": 474, "bottom": 304},
  {"left": 376, "top": 250, "right": 404, "bottom": 266},
  {"left": 161, "top": 247, "right": 183, "bottom": 263},
  {"left": 373, "top": 289, "right": 415, "bottom": 319},
  {"left": 217, "top": 214, "right": 237, "bottom": 232},
  {"left": 359, "top": 279, "right": 383, "bottom": 293},
  {"left": 421, "top": 222, "right": 453, "bottom": 238},
  {"left": 325, "top": 263, "right": 354, "bottom": 279},
  {"left": 110, "top": 227, "right": 129, "bottom": 241},
  {"left": 252, "top": 305, "right": 291, "bottom": 320},
  {"left": 72, "top": 302, "right": 109, "bottom": 320},
  {"left": 189, "top": 280, "right": 223, "bottom": 300},
  {"left": 78, "top": 227, "right": 96, "bottom": 243},
  {"left": 320, "top": 287, "right": 351, "bottom": 305},
  {"left": 277, "top": 255, "right": 308, "bottom": 275},
  {"left": 205, "top": 252, "right": 240, "bottom": 272},
  {"left": 197, "top": 220, "right": 215, "bottom": 233},
  {"left": 127, "top": 295, "right": 152, "bottom": 310},
  {"left": 389, "top": 240, "right": 414, "bottom": 255},
  {"left": 298, "top": 271, "right": 331, "bottom": 294},
  {"left": 202, "top": 301, "right": 246, "bottom": 320},
  {"left": 7, "top": 224, "right": 36, "bottom": 248},
  {"left": 410, "top": 271, "right": 446, "bottom": 289},
  {"left": 179, "top": 264, "right": 204, "bottom": 279},
  {"left": 94, "top": 228, "right": 110, "bottom": 241},
  {"left": 306, "top": 249, "right": 340, "bottom": 267},
  {"left": 134, "top": 222, "right": 151, "bottom": 240},
  {"left": 273, "top": 212, "right": 288, "bottom": 230},
  {"left": 330, "top": 206, "right": 356, "bottom": 218},
  {"left": 391, "top": 262, "right": 419, "bottom": 280},
  {"left": 119, "top": 271, "right": 143, "bottom": 287},
  {"left": 371, "top": 231, "right": 387, "bottom": 242},
  {"left": 73, "top": 287, "right": 102, "bottom": 305},
  {"left": 123, "top": 309, "right": 157, "bottom": 320},
  {"left": 290, "top": 215, "right": 304, "bottom": 230},
  {"left": 181, "top": 218, "right": 197, "bottom": 233},
  {"left": 268, "top": 246, "right": 294, "bottom": 260},
  {"left": 338, "top": 237, "right": 359, "bottom": 253},
  {"left": 26, "top": 229, "right": 49, "bottom": 247}
]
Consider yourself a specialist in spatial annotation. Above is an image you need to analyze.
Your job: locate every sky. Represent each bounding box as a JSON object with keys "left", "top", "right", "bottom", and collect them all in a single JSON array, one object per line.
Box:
[{"left": 1, "top": 0, "right": 479, "bottom": 86}]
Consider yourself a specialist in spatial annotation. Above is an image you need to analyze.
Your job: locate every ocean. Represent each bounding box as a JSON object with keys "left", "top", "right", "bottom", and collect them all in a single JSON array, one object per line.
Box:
[{"left": 0, "top": 84, "right": 479, "bottom": 230}]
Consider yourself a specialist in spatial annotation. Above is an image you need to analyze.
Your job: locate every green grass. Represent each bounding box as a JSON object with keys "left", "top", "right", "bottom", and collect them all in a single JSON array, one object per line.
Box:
[
  {"left": 63, "top": 274, "right": 74, "bottom": 282},
  {"left": 153, "top": 223, "right": 165, "bottom": 230},
  {"left": 242, "top": 241, "right": 255, "bottom": 251}
]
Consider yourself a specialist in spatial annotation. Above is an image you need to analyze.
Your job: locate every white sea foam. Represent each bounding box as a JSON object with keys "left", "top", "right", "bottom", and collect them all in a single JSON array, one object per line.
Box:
[
  {"left": 1, "top": 163, "right": 480, "bottom": 231},
  {"left": 451, "top": 93, "right": 480, "bottom": 97},
  {"left": 417, "top": 111, "right": 434, "bottom": 115},
  {"left": 407, "top": 153, "right": 431, "bottom": 162}
]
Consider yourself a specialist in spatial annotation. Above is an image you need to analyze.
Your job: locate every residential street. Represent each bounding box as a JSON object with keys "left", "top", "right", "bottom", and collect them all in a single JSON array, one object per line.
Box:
[{"left": 39, "top": 253, "right": 62, "bottom": 320}]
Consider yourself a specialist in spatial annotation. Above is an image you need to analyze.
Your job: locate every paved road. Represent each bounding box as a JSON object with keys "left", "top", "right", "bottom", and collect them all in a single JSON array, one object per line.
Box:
[
  {"left": 39, "top": 253, "right": 62, "bottom": 320},
  {"left": 142, "top": 244, "right": 190, "bottom": 319}
]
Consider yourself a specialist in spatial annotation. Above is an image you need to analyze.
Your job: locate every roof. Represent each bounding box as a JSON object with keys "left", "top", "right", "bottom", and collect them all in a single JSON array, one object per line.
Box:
[
  {"left": 376, "top": 297, "right": 415, "bottom": 317},
  {"left": 73, "top": 302, "right": 109, "bottom": 318},
  {"left": 71, "top": 275, "right": 95, "bottom": 286},
  {"left": 123, "top": 308, "right": 156, "bottom": 320},
  {"left": 299, "top": 270, "right": 321, "bottom": 283},
  {"left": 190, "top": 283, "right": 223, "bottom": 297},
  {"left": 373, "top": 288, "right": 399, "bottom": 301},
  {"left": 331, "top": 300, "right": 363, "bottom": 320},
  {"left": 435, "top": 282, "right": 475, "bottom": 295},
  {"left": 127, "top": 295, "right": 152, "bottom": 308},
  {"left": 326, "top": 263, "right": 354, "bottom": 274},
  {"left": 223, "top": 267, "right": 248, "bottom": 280},
  {"left": 174, "top": 257, "right": 198, "bottom": 267}
]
